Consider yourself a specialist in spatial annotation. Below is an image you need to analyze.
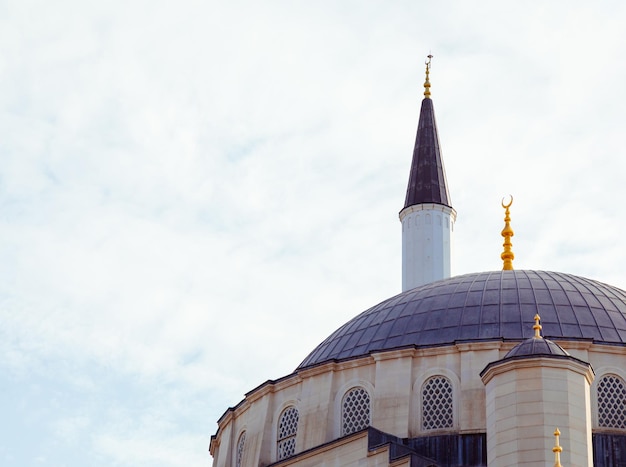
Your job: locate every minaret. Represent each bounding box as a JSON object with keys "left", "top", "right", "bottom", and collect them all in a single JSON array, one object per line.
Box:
[{"left": 400, "top": 55, "right": 456, "bottom": 291}]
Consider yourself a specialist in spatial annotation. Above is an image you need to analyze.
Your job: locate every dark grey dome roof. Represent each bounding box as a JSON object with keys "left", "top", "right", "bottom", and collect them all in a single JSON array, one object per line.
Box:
[
  {"left": 480, "top": 335, "right": 590, "bottom": 379},
  {"left": 504, "top": 337, "right": 569, "bottom": 358},
  {"left": 298, "top": 270, "right": 626, "bottom": 369}
]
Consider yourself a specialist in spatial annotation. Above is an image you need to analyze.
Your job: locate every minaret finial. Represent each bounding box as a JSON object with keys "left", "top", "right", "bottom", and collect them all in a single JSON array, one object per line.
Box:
[
  {"left": 553, "top": 428, "right": 563, "bottom": 467},
  {"left": 533, "top": 313, "right": 543, "bottom": 338},
  {"left": 423, "top": 54, "right": 433, "bottom": 98},
  {"left": 501, "top": 195, "right": 515, "bottom": 270}
]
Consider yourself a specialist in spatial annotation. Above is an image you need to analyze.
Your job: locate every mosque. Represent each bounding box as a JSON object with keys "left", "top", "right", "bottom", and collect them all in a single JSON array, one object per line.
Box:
[{"left": 209, "top": 57, "right": 626, "bottom": 466}]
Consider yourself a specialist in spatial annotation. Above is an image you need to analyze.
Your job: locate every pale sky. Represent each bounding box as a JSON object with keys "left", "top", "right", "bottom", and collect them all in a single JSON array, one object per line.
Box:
[{"left": 2, "top": 1, "right": 626, "bottom": 466}]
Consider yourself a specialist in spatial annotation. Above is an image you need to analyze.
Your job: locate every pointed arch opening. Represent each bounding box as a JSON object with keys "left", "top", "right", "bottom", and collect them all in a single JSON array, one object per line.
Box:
[
  {"left": 341, "top": 386, "right": 371, "bottom": 436},
  {"left": 277, "top": 406, "right": 299, "bottom": 460},
  {"left": 597, "top": 374, "right": 626, "bottom": 429},
  {"left": 421, "top": 375, "right": 454, "bottom": 431},
  {"left": 236, "top": 431, "right": 246, "bottom": 467}
]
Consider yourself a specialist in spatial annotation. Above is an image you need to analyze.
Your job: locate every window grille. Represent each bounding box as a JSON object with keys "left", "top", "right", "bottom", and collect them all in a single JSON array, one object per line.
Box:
[
  {"left": 598, "top": 374, "right": 626, "bottom": 429},
  {"left": 236, "top": 431, "right": 245, "bottom": 467},
  {"left": 277, "top": 406, "right": 299, "bottom": 460},
  {"left": 422, "top": 376, "right": 453, "bottom": 430},
  {"left": 342, "top": 386, "right": 371, "bottom": 435}
]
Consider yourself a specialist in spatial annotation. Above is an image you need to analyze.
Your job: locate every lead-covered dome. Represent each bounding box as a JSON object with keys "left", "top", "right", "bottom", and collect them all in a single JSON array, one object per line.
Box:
[
  {"left": 503, "top": 336, "right": 569, "bottom": 358},
  {"left": 298, "top": 270, "right": 626, "bottom": 369}
]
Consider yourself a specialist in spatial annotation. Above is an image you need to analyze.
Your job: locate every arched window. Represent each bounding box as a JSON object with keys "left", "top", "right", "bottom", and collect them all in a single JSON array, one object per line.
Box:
[
  {"left": 598, "top": 374, "right": 626, "bottom": 429},
  {"left": 422, "top": 375, "right": 453, "bottom": 430},
  {"left": 277, "top": 406, "right": 299, "bottom": 460},
  {"left": 342, "top": 386, "right": 371, "bottom": 435},
  {"left": 236, "top": 431, "right": 246, "bottom": 467}
]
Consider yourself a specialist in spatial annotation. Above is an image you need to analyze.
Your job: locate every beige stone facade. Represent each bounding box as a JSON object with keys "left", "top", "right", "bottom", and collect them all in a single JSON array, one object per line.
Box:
[
  {"left": 210, "top": 341, "right": 626, "bottom": 466},
  {"left": 482, "top": 355, "right": 594, "bottom": 466}
]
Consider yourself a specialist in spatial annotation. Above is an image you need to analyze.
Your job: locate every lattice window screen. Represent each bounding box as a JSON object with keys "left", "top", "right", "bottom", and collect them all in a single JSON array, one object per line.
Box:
[
  {"left": 277, "top": 406, "right": 299, "bottom": 460},
  {"left": 236, "top": 431, "right": 245, "bottom": 467},
  {"left": 422, "top": 376, "right": 453, "bottom": 430},
  {"left": 598, "top": 374, "right": 626, "bottom": 429},
  {"left": 342, "top": 386, "right": 371, "bottom": 435}
]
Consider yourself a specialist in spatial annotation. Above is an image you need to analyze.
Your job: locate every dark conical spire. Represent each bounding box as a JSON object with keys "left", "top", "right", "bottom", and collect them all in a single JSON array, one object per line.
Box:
[{"left": 403, "top": 59, "right": 452, "bottom": 210}]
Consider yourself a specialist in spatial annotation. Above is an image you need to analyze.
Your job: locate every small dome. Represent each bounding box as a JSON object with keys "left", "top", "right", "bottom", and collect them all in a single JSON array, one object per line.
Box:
[
  {"left": 504, "top": 337, "right": 569, "bottom": 358},
  {"left": 298, "top": 270, "right": 626, "bottom": 369}
]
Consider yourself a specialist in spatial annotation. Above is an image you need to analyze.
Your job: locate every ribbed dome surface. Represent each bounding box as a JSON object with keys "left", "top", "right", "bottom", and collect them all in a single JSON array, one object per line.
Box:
[
  {"left": 298, "top": 270, "right": 626, "bottom": 369},
  {"left": 504, "top": 337, "right": 569, "bottom": 358}
]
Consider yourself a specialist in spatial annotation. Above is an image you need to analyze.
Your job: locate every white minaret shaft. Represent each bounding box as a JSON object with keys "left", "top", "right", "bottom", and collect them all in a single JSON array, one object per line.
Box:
[
  {"left": 400, "top": 56, "right": 456, "bottom": 291},
  {"left": 400, "top": 203, "right": 455, "bottom": 290}
]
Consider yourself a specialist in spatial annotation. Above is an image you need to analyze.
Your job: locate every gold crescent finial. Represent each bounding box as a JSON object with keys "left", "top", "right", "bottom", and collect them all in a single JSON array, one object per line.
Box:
[
  {"left": 553, "top": 428, "right": 563, "bottom": 467},
  {"left": 423, "top": 54, "right": 433, "bottom": 98},
  {"left": 533, "top": 314, "right": 543, "bottom": 338},
  {"left": 501, "top": 195, "right": 515, "bottom": 270}
]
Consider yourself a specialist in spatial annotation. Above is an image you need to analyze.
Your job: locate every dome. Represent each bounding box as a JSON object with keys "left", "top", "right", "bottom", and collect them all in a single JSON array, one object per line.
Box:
[
  {"left": 503, "top": 336, "right": 569, "bottom": 358},
  {"left": 298, "top": 270, "right": 626, "bottom": 369}
]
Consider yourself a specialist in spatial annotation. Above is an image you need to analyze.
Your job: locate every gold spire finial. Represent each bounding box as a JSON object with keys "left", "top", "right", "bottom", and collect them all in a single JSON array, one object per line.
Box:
[
  {"left": 501, "top": 195, "right": 515, "bottom": 270},
  {"left": 424, "top": 54, "right": 433, "bottom": 98},
  {"left": 533, "top": 314, "right": 543, "bottom": 338},
  {"left": 553, "top": 428, "right": 563, "bottom": 467}
]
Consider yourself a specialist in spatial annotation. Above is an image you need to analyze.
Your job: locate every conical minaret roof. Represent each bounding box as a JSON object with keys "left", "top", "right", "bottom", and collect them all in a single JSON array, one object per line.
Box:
[{"left": 403, "top": 58, "right": 452, "bottom": 210}]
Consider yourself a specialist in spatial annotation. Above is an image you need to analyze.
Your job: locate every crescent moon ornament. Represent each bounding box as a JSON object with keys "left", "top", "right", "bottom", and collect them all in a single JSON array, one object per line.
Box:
[
  {"left": 501, "top": 195, "right": 513, "bottom": 209},
  {"left": 423, "top": 54, "right": 433, "bottom": 98}
]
